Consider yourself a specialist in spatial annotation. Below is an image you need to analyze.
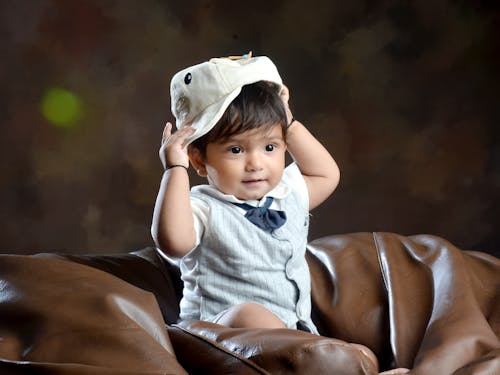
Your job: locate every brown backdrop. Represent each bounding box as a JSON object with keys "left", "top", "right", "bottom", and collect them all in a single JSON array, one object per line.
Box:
[{"left": 1, "top": 0, "right": 498, "bottom": 256}]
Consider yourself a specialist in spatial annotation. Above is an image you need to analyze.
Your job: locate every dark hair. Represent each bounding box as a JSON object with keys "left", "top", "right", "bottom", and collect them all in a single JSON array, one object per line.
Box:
[{"left": 190, "top": 81, "right": 288, "bottom": 158}]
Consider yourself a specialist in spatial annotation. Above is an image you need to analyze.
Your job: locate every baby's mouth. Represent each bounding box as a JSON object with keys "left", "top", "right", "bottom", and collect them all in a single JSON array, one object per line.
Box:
[{"left": 242, "top": 178, "right": 266, "bottom": 184}]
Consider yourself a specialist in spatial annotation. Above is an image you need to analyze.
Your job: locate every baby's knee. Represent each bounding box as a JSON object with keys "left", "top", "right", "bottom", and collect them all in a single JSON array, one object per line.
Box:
[{"left": 217, "top": 302, "right": 286, "bottom": 329}]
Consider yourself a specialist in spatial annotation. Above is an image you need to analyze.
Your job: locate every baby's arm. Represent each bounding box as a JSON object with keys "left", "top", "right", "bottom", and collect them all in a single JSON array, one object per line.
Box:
[
  {"left": 281, "top": 86, "right": 340, "bottom": 210},
  {"left": 151, "top": 123, "right": 197, "bottom": 257}
]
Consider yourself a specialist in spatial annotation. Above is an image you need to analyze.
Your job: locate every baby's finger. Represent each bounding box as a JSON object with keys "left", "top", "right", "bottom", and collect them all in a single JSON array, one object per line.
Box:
[
  {"left": 163, "top": 125, "right": 195, "bottom": 150},
  {"left": 179, "top": 126, "right": 195, "bottom": 148},
  {"left": 173, "top": 125, "right": 194, "bottom": 138},
  {"left": 162, "top": 122, "right": 173, "bottom": 143},
  {"left": 280, "top": 85, "right": 290, "bottom": 102}
]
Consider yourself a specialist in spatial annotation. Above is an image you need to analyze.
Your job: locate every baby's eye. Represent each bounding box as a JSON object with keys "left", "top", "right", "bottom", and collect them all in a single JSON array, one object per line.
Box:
[
  {"left": 265, "top": 144, "right": 275, "bottom": 152},
  {"left": 230, "top": 146, "right": 242, "bottom": 154}
]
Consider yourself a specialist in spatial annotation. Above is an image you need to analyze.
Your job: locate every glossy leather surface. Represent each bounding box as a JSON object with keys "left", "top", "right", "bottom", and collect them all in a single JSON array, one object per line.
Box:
[
  {"left": 0, "top": 232, "right": 498, "bottom": 374},
  {"left": 308, "top": 233, "right": 500, "bottom": 374},
  {"left": 0, "top": 254, "right": 187, "bottom": 374}
]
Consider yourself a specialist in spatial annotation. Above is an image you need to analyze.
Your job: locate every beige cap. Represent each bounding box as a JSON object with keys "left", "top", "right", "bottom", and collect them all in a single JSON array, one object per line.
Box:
[{"left": 170, "top": 55, "right": 283, "bottom": 144}]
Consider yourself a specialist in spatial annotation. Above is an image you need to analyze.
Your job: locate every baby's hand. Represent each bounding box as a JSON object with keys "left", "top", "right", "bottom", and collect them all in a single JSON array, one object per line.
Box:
[
  {"left": 279, "top": 85, "right": 294, "bottom": 125},
  {"left": 159, "top": 122, "right": 194, "bottom": 170}
]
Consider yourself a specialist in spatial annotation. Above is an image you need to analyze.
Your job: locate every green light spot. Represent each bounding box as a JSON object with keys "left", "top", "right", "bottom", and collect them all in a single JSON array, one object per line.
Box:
[{"left": 41, "top": 88, "right": 82, "bottom": 127}]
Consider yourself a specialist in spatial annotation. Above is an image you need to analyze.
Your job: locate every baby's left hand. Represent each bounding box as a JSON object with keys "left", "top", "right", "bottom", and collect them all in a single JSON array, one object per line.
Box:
[{"left": 279, "top": 85, "right": 294, "bottom": 126}]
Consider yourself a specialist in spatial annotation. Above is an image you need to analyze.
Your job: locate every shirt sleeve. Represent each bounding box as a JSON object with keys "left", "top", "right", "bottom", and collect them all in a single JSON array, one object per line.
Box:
[
  {"left": 190, "top": 196, "right": 208, "bottom": 247},
  {"left": 281, "top": 162, "right": 309, "bottom": 211}
]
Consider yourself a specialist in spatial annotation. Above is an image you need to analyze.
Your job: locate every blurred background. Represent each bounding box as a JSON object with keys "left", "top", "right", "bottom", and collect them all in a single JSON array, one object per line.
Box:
[{"left": 1, "top": 0, "right": 498, "bottom": 256}]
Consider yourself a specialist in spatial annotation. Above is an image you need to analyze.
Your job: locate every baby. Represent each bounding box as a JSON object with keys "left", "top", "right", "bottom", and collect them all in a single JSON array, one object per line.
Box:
[{"left": 151, "top": 54, "right": 339, "bottom": 333}]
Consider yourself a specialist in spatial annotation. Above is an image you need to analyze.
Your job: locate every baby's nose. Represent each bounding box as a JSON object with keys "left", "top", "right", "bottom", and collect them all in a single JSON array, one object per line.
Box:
[{"left": 245, "top": 152, "right": 263, "bottom": 171}]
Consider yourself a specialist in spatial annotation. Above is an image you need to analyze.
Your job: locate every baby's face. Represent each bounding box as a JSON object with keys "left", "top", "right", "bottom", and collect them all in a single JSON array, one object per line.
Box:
[{"left": 203, "top": 124, "right": 286, "bottom": 200}]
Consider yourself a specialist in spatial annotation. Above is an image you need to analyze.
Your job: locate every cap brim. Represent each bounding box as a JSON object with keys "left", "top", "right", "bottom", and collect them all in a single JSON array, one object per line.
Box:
[{"left": 179, "top": 86, "right": 242, "bottom": 145}]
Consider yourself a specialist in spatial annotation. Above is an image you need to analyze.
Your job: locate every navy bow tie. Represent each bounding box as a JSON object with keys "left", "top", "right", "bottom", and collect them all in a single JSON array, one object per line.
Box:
[{"left": 233, "top": 196, "right": 287, "bottom": 231}]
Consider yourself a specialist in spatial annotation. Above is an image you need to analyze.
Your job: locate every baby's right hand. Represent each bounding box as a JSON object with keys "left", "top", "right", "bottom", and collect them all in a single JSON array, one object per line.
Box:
[{"left": 159, "top": 122, "right": 195, "bottom": 170}]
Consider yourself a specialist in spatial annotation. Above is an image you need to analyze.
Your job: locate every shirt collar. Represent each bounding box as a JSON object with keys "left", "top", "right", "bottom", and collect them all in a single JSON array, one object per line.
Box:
[{"left": 196, "top": 179, "right": 291, "bottom": 206}]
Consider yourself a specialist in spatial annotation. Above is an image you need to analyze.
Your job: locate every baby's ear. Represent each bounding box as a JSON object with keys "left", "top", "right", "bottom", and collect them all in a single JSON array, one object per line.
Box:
[{"left": 188, "top": 146, "right": 207, "bottom": 177}]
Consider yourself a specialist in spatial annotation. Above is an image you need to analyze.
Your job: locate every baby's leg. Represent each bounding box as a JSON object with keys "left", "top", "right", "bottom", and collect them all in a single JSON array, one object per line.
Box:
[
  {"left": 215, "top": 302, "right": 286, "bottom": 329},
  {"left": 379, "top": 369, "right": 409, "bottom": 374},
  {"left": 214, "top": 303, "right": 389, "bottom": 372}
]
